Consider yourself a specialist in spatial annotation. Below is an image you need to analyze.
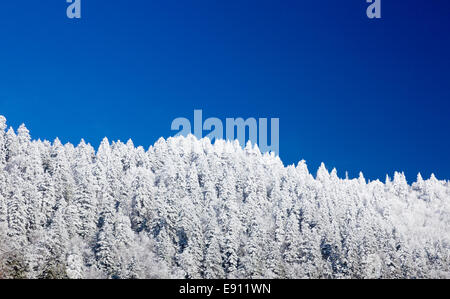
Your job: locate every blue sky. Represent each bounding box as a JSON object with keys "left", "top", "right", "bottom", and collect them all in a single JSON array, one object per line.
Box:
[{"left": 0, "top": 1, "right": 449, "bottom": 182}]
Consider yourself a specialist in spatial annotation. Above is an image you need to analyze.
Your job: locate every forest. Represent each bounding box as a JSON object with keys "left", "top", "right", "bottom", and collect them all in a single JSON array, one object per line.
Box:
[{"left": 0, "top": 115, "right": 449, "bottom": 279}]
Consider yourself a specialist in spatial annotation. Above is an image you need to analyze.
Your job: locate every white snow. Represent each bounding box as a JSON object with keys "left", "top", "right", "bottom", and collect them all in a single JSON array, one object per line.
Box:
[{"left": 0, "top": 116, "right": 449, "bottom": 279}]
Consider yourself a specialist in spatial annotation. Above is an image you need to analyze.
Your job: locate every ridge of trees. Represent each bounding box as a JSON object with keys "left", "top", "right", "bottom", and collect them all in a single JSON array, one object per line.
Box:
[{"left": 0, "top": 116, "right": 449, "bottom": 279}]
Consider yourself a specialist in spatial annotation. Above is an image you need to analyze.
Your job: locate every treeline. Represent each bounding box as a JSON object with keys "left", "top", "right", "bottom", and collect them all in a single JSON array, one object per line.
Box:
[{"left": 0, "top": 116, "right": 449, "bottom": 279}]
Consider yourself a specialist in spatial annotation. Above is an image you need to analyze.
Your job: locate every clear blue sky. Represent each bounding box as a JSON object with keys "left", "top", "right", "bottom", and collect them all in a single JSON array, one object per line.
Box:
[{"left": 0, "top": 1, "right": 449, "bottom": 182}]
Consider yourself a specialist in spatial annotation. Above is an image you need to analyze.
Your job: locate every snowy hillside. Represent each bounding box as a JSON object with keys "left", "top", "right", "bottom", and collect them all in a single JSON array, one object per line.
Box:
[{"left": 0, "top": 115, "right": 449, "bottom": 279}]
